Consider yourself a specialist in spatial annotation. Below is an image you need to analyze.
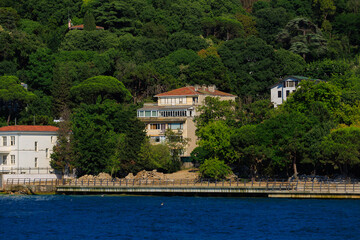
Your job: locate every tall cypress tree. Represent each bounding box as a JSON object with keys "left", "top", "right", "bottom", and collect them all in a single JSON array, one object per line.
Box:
[{"left": 83, "top": 10, "right": 96, "bottom": 31}]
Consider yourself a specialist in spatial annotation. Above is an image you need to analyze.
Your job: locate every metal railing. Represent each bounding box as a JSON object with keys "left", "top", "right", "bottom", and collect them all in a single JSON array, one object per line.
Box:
[
  {"left": 5, "top": 178, "right": 360, "bottom": 194},
  {"left": 6, "top": 178, "right": 62, "bottom": 186},
  {"left": 0, "top": 167, "right": 55, "bottom": 174}
]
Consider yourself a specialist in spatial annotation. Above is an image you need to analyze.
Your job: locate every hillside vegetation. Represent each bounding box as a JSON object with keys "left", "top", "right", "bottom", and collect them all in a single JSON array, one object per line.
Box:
[{"left": 1, "top": 0, "right": 360, "bottom": 178}]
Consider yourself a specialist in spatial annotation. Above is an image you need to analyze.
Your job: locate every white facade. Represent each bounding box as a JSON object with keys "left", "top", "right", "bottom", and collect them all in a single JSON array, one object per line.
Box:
[
  {"left": 0, "top": 126, "right": 58, "bottom": 174},
  {"left": 270, "top": 76, "right": 301, "bottom": 107}
]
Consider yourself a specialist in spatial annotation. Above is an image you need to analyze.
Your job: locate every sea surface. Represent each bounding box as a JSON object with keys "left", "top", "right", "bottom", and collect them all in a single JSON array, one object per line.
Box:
[{"left": 0, "top": 195, "right": 359, "bottom": 240}]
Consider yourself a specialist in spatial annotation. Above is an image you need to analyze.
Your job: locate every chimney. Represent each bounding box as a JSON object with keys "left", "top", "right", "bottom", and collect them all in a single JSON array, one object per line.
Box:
[
  {"left": 68, "top": 19, "right": 72, "bottom": 29},
  {"left": 194, "top": 85, "right": 200, "bottom": 91},
  {"left": 202, "top": 84, "right": 206, "bottom": 91},
  {"left": 208, "top": 85, "right": 216, "bottom": 92}
]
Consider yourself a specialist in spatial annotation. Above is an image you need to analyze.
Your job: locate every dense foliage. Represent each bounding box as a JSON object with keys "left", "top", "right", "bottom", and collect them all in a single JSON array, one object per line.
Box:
[{"left": 0, "top": 0, "right": 359, "bottom": 178}]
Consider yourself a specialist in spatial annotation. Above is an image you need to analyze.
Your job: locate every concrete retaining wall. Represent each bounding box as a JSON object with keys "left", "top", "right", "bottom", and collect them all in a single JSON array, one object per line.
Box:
[{"left": 56, "top": 186, "right": 360, "bottom": 199}]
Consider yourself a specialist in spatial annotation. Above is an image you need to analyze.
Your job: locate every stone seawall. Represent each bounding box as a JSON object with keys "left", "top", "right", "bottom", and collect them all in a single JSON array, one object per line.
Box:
[
  {"left": 4, "top": 184, "right": 56, "bottom": 194},
  {"left": 56, "top": 186, "right": 360, "bottom": 199}
]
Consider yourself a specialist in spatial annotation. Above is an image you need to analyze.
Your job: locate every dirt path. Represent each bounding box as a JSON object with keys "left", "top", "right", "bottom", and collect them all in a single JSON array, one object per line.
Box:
[{"left": 165, "top": 169, "right": 199, "bottom": 180}]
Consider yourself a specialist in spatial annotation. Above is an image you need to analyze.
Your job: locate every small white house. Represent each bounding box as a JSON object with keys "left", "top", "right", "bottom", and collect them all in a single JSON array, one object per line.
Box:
[
  {"left": 0, "top": 125, "right": 59, "bottom": 186},
  {"left": 270, "top": 76, "right": 301, "bottom": 107},
  {"left": 270, "top": 76, "right": 324, "bottom": 107}
]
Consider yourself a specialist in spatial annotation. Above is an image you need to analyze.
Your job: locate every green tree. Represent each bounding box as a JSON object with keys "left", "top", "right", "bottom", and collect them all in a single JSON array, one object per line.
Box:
[
  {"left": 121, "top": 63, "right": 177, "bottom": 103},
  {"left": 70, "top": 75, "right": 132, "bottom": 104},
  {"left": 141, "top": 21, "right": 168, "bottom": 40},
  {"left": 284, "top": 80, "right": 342, "bottom": 114},
  {"left": 166, "top": 32, "right": 208, "bottom": 52},
  {"left": 50, "top": 108, "right": 73, "bottom": 175},
  {"left": 237, "top": 99, "right": 273, "bottom": 125},
  {"left": 93, "top": 0, "right": 141, "bottom": 34},
  {"left": 254, "top": 7, "right": 291, "bottom": 43},
  {"left": 0, "top": 7, "right": 20, "bottom": 30},
  {"left": 60, "top": 30, "right": 119, "bottom": 52},
  {"left": 270, "top": 0, "right": 313, "bottom": 18},
  {"left": 218, "top": 36, "right": 276, "bottom": 97},
  {"left": 305, "top": 58, "right": 350, "bottom": 80},
  {"left": 320, "top": 126, "right": 360, "bottom": 176},
  {"left": 201, "top": 16, "right": 244, "bottom": 41},
  {"left": 0, "top": 75, "right": 35, "bottom": 123},
  {"left": 164, "top": 129, "right": 189, "bottom": 172},
  {"left": 199, "top": 157, "right": 231, "bottom": 180},
  {"left": 186, "top": 55, "right": 230, "bottom": 91},
  {"left": 277, "top": 18, "right": 327, "bottom": 61},
  {"left": 258, "top": 111, "right": 310, "bottom": 178},
  {"left": 52, "top": 62, "right": 74, "bottom": 117},
  {"left": 235, "top": 13, "right": 257, "bottom": 37},
  {"left": 231, "top": 124, "right": 271, "bottom": 178},
  {"left": 19, "top": 90, "right": 53, "bottom": 125},
  {"left": 83, "top": 10, "right": 96, "bottom": 31},
  {"left": 194, "top": 96, "right": 237, "bottom": 130},
  {"left": 197, "top": 121, "right": 237, "bottom": 164},
  {"left": 138, "top": 140, "right": 172, "bottom": 172},
  {"left": 273, "top": 48, "right": 306, "bottom": 78},
  {"left": 0, "top": 30, "right": 43, "bottom": 68},
  {"left": 118, "top": 35, "right": 169, "bottom": 63},
  {"left": 72, "top": 100, "right": 146, "bottom": 177},
  {"left": 313, "top": 0, "right": 336, "bottom": 21},
  {"left": 25, "top": 48, "right": 54, "bottom": 94}
]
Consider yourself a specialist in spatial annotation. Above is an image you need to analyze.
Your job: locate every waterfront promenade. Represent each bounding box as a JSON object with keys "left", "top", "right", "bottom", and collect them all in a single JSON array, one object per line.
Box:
[{"left": 4, "top": 178, "right": 360, "bottom": 198}]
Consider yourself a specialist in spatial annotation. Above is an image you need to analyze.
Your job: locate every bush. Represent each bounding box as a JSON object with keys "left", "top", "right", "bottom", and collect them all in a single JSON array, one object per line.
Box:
[{"left": 199, "top": 157, "right": 231, "bottom": 180}]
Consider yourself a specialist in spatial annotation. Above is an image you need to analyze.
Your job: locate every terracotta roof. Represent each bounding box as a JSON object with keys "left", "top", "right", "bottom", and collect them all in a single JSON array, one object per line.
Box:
[
  {"left": 155, "top": 86, "right": 236, "bottom": 97},
  {"left": 69, "top": 24, "right": 104, "bottom": 30},
  {"left": 0, "top": 125, "right": 59, "bottom": 132}
]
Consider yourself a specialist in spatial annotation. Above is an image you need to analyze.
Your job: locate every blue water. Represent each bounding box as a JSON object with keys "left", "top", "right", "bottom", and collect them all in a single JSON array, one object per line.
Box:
[{"left": 0, "top": 195, "right": 359, "bottom": 240}]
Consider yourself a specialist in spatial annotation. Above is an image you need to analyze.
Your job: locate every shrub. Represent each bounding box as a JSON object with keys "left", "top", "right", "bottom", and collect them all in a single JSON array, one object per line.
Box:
[{"left": 199, "top": 157, "right": 231, "bottom": 180}]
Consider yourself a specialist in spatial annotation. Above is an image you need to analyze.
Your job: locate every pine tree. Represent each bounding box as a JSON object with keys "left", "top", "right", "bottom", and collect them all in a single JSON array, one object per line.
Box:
[
  {"left": 50, "top": 108, "right": 73, "bottom": 175},
  {"left": 83, "top": 10, "right": 96, "bottom": 31}
]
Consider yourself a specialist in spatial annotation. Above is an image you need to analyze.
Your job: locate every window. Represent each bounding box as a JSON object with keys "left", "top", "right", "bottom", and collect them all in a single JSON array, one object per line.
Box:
[
  {"left": 168, "top": 123, "right": 183, "bottom": 130},
  {"left": 285, "top": 81, "right": 295, "bottom": 87},
  {"left": 144, "top": 111, "right": 151, "bottom": 117},
  {"left": 193, "top": 97, "right": 198, "bottom": 104},
  {"left": 159, "top": 110, "right": 187, "bottom": 117},
  {"left": 35, "top": 141, "right": 38, "bottom": 151},
  {"left": 11, "top": 155, "right": 15, "bottom": 164},
  {"left": 138, "top": 111, "right": 145, "bottom": 117},
  {"left": 286, "top": 90, "right": 290, "bottom": 97},
  {"left": 46, "top": 148, "right": 49, "bottom": 158},
  {"left": 2, "top": 155, "right": 7, "bottom": 165},
  {"left": 151, "top": 136, "right": 166, "bottom": 143},
  {"left": 2, "top": 136, "right": 7, "bottom": 146},
  {"left": 35, "top": 158, "right": 38, "bottom": 168},
  {"left": 150, "top": 124, "right": 161, "bottom": 130},
  {"left": 151, "top": 111, "right": 157, "bottom": 117},
  {"left": 10, "top": 136, "right": 15, "bottom": 146},
  {"left": 278, "top": 91, "right": 282, "bottom": 98}
]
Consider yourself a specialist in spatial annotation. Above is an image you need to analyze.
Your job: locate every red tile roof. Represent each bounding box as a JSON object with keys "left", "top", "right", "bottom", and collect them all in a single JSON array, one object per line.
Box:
[
  {"left": 0, "top": 125, "right": 59, "bottom": 132},
  {"left": 155, "top": 86, "right": 236, "bottom": 97},
  {"left": 69, "top": 24, "right": 104, "bottom": 30}
]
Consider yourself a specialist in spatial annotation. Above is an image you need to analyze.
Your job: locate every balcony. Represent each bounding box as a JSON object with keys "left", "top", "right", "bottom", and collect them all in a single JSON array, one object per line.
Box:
[
  {"left": 139, "top": 117, "right": 187, "bottom": 122},
  {"left": 0, "top": 147, "right": 11, "bottom": 153}
]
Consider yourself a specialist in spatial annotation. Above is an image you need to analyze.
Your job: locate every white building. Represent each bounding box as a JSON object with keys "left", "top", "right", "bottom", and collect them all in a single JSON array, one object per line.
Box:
[
  {"left": 0, "top": 125, "right": 58, "bottom": 176},
  {"left": 270, "top": 76, "right": 323, "bottom": 107}
]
